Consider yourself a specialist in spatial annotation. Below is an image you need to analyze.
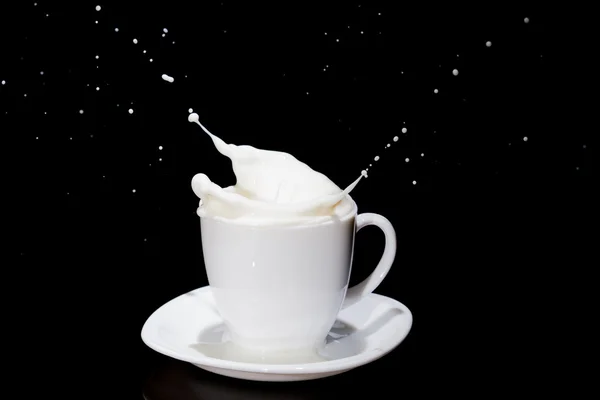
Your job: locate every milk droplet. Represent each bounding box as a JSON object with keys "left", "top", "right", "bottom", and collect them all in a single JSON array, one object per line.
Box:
[
  {"left": 188, "top": 108, "right": 193, "bottom": 113},
  {"left": 132, "top": 189, "right": 136, "bottom": 193},
  {"left": 115, "top": 27, "right": 119, "bottom": 32},
  {"left": 95, "top": 21, "right": 98, "bottom": 24},
  {"left": 374, "top": 156, "right": 380, "bottom": 161},
  {"left": 434, "top": 89, "right": 439, "bottom": 94},
  {"left": 402, "top": 128, "right": 407, "bottom": 134},
  {"left": 162, "top": 33, "right": 166, "bottom": 37},
  {"left": 361, "top": 31, "right": 364, "bottom": 34},
  {"left": 324, "top": 32, "right": 327, "bottom": 35},
  {"left": 159, "top": 158, "right": 162, "bottom": 162},
  {"left": 95, "top": 55, "right": 99, "bottom": 59},
  {"left": 369, "top": 164, "right": 372, "bottom": 167},
  {"left": 158, "top": 146, "right": 163, "bottom": 150},
  {"left": 143, "top": 50, "right": 147, "bottom": 53},
  {"left": 128, "top": 108, "right": 134, "bottom": 114},
  {"left": 361, "top": 170, "right": 368, "bottom": 177},
  {"left": 386, "top": 144, "right": 391, "bottom": 147},
  {"left": 161, "top": 74, "right": 174, "bottom": 83},
  {"left": 405, "top": 158, "right": 410, "bottom": 162},
  {"left": 523, "top": 136, "right": 528, "bottom": 142},
  {"left": 524, "top": 17, "right": 530, "bottom": 23},
  {"left": 96, "top": 86, "right": 100, "bottom": 91},
  {"left": 486, "top": 41, "right": 492, "bottom": 47},
  {"left": 149, "top": 58, "right": 153, "bottom": 62},
  {"left": 393, "top": 136, "right": 399, "bottom": 142},
  {"left": 421, "top": 153, "right": 424, "bottom": 157},
  {"left": 40, "top": 71, "right": 44, "bottom": 75},
  {"left": 79, "top": 109, "right": 84, "bottom": 114},
  {"left": 95, "top": 5, "right": 101, "bottom": 11},
  {"left": 2, "top": 80, "right": 5, "bottom": 85},
  {"left": 133, "top": 38, "right": 138, "bottom": 44},
  {"left": 452, "top": 69, "right": 459, "bottom": 76},
  {"left": 163, "top": 28, "right": 168, "bottom": 33},
  {"left": 336, "top": 39, "right": 340, "bottom": 42},
  {"left": 412, "top": 180, "right": 417, "bottom": 185}
]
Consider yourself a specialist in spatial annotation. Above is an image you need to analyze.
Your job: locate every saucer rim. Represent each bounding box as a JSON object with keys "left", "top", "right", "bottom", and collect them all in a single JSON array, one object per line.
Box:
[{"left": 141, "top": 286, "right": 413, "bottom": 375}]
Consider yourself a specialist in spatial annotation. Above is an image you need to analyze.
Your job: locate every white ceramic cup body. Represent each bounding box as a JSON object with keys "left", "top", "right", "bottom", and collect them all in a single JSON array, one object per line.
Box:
[{"left": 200, "top": 197, "right": 396, "bottom": 355}]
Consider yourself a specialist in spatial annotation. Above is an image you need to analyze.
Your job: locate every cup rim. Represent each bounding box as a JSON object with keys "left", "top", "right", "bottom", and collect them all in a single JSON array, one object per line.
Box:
[{"left": 199, "top": 195, "right": 358, "bottom": 229}]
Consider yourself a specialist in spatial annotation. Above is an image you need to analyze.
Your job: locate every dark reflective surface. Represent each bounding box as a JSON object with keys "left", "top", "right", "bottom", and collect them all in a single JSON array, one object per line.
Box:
[{"left": 142, "top": 355, "right": 416, "bottom": 400}]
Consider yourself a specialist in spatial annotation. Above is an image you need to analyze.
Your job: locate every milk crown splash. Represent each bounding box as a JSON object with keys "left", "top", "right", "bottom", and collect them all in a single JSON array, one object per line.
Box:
[{"left": 188, "top": 113, "right": 363, "bottom": 225}]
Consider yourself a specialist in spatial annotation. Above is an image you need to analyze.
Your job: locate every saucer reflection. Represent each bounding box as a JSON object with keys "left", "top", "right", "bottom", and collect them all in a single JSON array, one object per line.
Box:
[{"left": 143, "top": 359, "right": 342, "bottom": 400}]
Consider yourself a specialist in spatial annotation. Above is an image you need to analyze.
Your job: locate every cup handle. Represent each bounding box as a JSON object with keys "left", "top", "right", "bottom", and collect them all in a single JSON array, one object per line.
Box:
[{"left": 342, "top": 213, "right": 397, "bottom": 309}]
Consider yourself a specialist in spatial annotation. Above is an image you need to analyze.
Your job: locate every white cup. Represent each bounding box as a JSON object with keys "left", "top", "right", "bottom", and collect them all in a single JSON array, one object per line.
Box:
[{"left": 199, "top": 196, "right": 396, "bottom": 356}]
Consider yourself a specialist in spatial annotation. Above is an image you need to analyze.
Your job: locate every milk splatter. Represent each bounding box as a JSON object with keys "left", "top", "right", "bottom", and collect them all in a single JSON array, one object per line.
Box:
[
  {"left": 161, "top": 74, "right": 174, "bottom": 83},
  {"left": 188, "top": 113, "right": 362, "bottom": 225}
]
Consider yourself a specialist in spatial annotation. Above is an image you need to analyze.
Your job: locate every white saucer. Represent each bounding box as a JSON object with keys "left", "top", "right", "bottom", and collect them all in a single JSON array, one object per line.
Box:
[{"left": 141, "top": 286, "right": 413, "bottom": 382}]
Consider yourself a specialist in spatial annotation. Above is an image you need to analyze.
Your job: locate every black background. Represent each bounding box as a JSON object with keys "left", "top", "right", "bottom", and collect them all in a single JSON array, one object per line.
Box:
[{"left": 3, "top": 2, "right": 591, "bottom": 398}]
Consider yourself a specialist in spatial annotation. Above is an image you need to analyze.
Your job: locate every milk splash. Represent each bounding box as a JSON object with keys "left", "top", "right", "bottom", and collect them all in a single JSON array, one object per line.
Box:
[{"left": 188, "top": 113, "right": 362, "bottom": 225}]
